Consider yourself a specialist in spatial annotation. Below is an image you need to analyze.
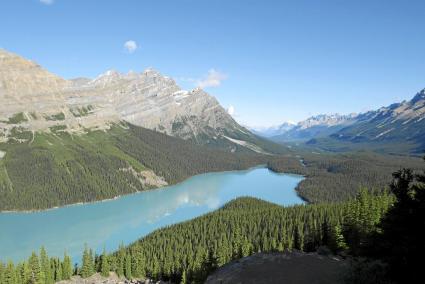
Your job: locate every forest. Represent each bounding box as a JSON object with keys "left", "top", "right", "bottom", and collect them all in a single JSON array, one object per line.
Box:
[
  {"left": 0, "top": 157, "right": 423, "bottom": 283},
  {"left": 1, "top": 123, "right": 423, "bottom": 283},
  {"left": 0, "top": 123, "right": 268, "bottom": 211},
  {"left": 268, "top": 152, "right": 425, "bottom": 202},
  {"left": 1, "top": 120, "right": 424, "bottom": 211}
]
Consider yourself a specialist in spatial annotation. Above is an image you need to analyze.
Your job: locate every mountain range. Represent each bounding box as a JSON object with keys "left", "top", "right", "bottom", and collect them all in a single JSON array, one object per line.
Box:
[
  {"left": 0, "top": 49, "right": 278, "bottom": 154},
  {"left": 266, "top": 90, "right": 425, "bottom": 155},
  {"left": 267, "top": 114, "right": 357, "bottom": 142},
  {"left": 250, "top": 122, "right": 296, "bottom": 137}
]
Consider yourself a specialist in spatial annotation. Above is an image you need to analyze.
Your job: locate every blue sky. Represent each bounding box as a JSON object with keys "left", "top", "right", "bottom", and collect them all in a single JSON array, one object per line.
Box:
[{"left": 1, "top": 0, "right": 425, "bottom": 127}]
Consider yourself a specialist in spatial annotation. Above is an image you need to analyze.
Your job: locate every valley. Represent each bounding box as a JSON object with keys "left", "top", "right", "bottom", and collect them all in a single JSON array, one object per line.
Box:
[
  {"left": 0, "top": 43, "right": 424, "bottom": 284},
  {"left": 261, "top": 89, "right": 425, "bottom": 156}
]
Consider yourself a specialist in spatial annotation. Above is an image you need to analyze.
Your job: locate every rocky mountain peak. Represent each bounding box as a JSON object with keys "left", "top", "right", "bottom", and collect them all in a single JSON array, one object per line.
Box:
[
  {"left": 411, "top": 88, "right": 425, "bottom": 105},
  {"left": 89, "top": 69, "right": 123, "bottom": 87},
  {"left": 299, "top": 113, "right": 357, "bottom": 129},
  {"left": 0, "top": 49, "right": 68, "bottom": 118},
  {"left": 143, "top": 67, "right": 161, "bottom": 76},
  {"left": 0, "top": 49, "right": 258, "bottom": 153}
]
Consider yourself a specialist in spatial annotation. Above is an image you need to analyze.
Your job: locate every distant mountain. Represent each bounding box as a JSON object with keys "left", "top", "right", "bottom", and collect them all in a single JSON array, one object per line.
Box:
[
  {"left": 271, "top": 114, "right": 358, "bottom": 142},
  {"left": 321, "top": 89, "right": 425, "bottom": 154},
  {"left": 272, "top": 89, "right": 425, "bottom": 155},
  {"left": 250, "top": 122, "right": 296, "bottom": 137}
]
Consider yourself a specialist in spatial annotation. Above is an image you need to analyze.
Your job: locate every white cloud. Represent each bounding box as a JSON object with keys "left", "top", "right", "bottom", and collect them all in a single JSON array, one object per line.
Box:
[
  {"left": 197, "top": 69, "right": 227, "bottom": 88},
  {"left": 227, "top": 105, "right": 235, "bottom": 116},
  {"left": 39, "top": 0, "right": 54, "bottom": 4},
  {"left": 124, "top": 40, "right": 138, "bottom": 53}
]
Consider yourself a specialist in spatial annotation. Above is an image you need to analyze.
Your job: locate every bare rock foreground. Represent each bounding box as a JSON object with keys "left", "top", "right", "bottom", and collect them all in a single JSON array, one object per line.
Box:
[
  {"left": 205, "top": 251, "right": 347, "bottom": 284},
  {"left": 56, "top": 272, "right": 169, "bottom": 284}
]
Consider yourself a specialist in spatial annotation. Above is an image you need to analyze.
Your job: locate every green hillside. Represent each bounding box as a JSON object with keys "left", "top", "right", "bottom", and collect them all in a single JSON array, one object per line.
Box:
[{"left": 0, "top": 123, "right": 267, "bottom": 211}]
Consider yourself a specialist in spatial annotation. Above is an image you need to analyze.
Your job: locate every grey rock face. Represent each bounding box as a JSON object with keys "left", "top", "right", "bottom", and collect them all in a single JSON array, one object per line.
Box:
[{"left": 0, "top": 49, "right": 247, "bottom": 146}]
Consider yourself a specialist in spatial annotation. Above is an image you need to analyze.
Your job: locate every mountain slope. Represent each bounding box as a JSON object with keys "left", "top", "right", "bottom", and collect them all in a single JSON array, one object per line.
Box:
[
  {"left": 288, "top": 89, "right": 425, "bottom": 155},
  {"left": 271, "top": 114, "right": 358, "bottom": 142},
  {"left": 0, "top": 49, "right": 279, "bottom": 154},
  {"left": 0, "top": 50, "right": 286, "bottom": 211},
  {"left": 0, "top": 122, "right": 268, "bottom": 211}
]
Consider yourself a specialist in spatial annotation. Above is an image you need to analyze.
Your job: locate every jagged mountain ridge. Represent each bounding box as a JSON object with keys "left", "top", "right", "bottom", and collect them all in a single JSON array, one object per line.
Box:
[
  {"left": 270, "top": 89, "right": 425, "bottom": 154},
  {"left": 271, "top": 113, "right": 358, "bottom": 142},
  {"left": 0, "top": 49, "right": 266, "bottom": 153},
  {"left": 325, "top": 89, "right": 425, "bottom": 153}
]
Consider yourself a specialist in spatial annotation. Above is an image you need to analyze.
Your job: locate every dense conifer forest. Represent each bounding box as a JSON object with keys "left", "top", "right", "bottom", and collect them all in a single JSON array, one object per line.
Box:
[
  {"left": 1, "top": 158, "right": 423, "bottom": 283},
  {"left": 0, "top": 189, "right": 394, "bottom": 283},
  {"left": 1, "top": 122, "right": 424, "bottom": 283},
  {"left": 1, "top": 120, "right": 423, "bottom": 211},
  {"left": 0, "top": 123, "right": 268, "bottom": 211},
  {"left": 268, "top": 152, "right": 425, "bottom": 202}
]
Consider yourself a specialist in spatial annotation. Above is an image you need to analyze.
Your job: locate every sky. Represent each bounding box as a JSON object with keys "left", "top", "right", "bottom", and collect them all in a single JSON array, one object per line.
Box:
[{"left": 1, "top": 0, "right": 425, "bottom": 127}]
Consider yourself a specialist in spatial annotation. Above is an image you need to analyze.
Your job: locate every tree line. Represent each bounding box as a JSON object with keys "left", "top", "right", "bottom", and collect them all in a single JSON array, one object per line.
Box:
[
  {"left": 0, "top": 123, "right": 268, "bottom": 211},
  {"left": 268, "top": 152, "right": 425, "bottom": 203}
]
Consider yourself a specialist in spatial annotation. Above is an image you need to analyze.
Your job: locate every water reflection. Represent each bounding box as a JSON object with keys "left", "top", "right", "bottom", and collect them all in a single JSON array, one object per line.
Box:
[{"left": 0, "top": 168, "right": 303, "bottom": 263}]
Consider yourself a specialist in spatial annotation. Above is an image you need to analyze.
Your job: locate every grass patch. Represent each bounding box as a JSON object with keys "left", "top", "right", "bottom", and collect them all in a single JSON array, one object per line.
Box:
[
  {"left": 5, "top": 112, "right": 28, "bottom": 124},
  {"left": 45, "top": 112, "right": 66, "bottom": 121}
]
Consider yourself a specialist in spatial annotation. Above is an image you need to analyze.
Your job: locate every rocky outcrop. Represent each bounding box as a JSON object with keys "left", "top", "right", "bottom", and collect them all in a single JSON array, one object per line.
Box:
[
  {"left": 205, "top": 251, "right": 347, "bottom": 284},
  {"left": 0, "top": 49, "right": 69, "bottom": 117},
  {"left": 56, "top": 273, "right": 170, "bottom": 284}
]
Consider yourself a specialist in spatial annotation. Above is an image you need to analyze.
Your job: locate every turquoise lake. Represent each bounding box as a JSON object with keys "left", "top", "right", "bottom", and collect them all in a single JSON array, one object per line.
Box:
[{"left": 0, "top": 167, "right": 304, "bottom": 263}]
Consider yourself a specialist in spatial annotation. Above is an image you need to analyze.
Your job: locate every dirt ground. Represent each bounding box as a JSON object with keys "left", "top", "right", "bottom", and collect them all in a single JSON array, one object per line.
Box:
[{"left": 205, "top": 251, "right": 348, "bottom": 284}]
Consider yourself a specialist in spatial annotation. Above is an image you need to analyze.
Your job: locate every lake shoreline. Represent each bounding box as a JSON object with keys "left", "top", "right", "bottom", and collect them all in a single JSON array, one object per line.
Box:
[
  {"left": 1, "top": 164, "right": 300, "bottom": 214},
  {"left": 1, "top": 167, "right": 304, "bottom": 263}
]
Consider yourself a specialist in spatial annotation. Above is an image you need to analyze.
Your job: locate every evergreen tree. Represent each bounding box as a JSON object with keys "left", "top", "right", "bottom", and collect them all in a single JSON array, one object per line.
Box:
[
  {"left": 19, "top": 262, "right": 30, "bottom": 284},
  {"left": 124, "top": 254, "right": 132, "bottom": 279},
  {"left": 40, "top": 247, "right": 53, "bottom": 284},
  {"left": 328, "top": 224, "right": 348, "bottom": 253},
  {"left": 4, "top": 261, "right": 17, "bottom": 284},
  {"left": 52, "top": 258, "right": 62, "bottom": 282},
  {"left": 0, "top": 262, "right": 5, "bottom": 284},
  {"left": 180, "top": 269, "right": 187, "bottom": 284},
  {"left": 28, "top": 252, "right": 41, "bottom": 284},
  {"left": 372, "top": 164, "right": 425, "bottom": 283},
  {"left": 61, "top": 252, "right": 72, "bottom": 280},
  {"left": 100, "top": 248, "right": 110, "bottom": 277},
  {"left": 81, "top": 245, "right": 94, "bottom": 278}
]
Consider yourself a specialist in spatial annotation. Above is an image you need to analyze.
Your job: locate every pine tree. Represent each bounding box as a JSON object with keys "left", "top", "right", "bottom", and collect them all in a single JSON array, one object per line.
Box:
[
  {"left": 62, "top": 252, "right": 72, "bottom": 280},
  {"left": 116, "top": 244, "right": 125, "bottom": 277},
  {"left": 28, "top": 252, "right": 41, "bottom": 284},
  {"left": 100, "top": 248, "right": 110, "bottom": 277},
  {"left": 372, "top": 165, "right": 425, "bottom": 283},
  {"left": 19, "top": 262, "right": 30, "bottom": 284},
  {"left": 180, "top": 269, "right": 187, "bottom": 284},
  {"left": 40, "top": 247, "right": 53, "bottom": 284},
  {"left": 124, "top": 254, "right": 132, "bottom": 279},
  {"left": 53, "top": 257, "right": 63, "bottom": 282},
  {"left": 328, "top": 224, "right": 348, "bottom": 253},
  {"left": 4, "top": 261, "right": 17, "bottom": 284},
  {"left": 81, "top": 245, "right": 94, "bottom": 278},
  {"left": 0, "top": 262, "right": 5, "bottom": 284}
]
